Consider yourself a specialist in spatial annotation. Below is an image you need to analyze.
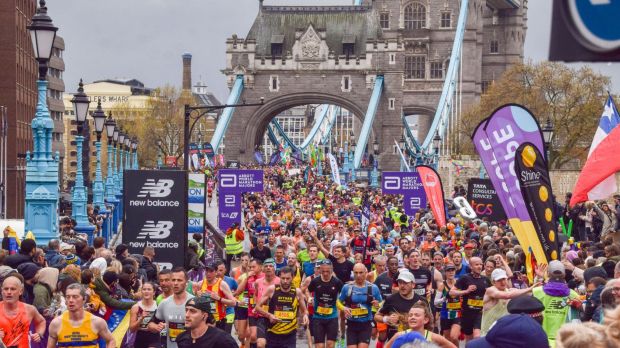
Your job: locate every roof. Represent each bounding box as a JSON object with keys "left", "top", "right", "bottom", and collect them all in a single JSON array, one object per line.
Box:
[
  {"left": 193, "top": 92, "right": 221, "bottom": 107},
  {"left": 247, "top": 5, "right": 381, "bottom": 57},
  {"left": 92, "top": 78, "right": 153, "bottom": 96}
]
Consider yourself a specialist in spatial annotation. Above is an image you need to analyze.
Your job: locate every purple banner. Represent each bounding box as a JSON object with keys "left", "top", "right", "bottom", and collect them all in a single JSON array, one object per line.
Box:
[
  {"left": 219, "top": 192, "right": 241, "bottom": 231},
  {"left": 218, "top": 169, "right": 264, "bottom": 193},
  {"left": 382, "top": 172, "right": 427, "bottom": 216}
]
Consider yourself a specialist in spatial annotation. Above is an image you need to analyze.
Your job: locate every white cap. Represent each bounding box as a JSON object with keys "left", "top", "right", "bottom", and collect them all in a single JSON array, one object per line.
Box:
[
  {"left": 434, "top": 236, "right": 443, "bottom": 242},
  {"left": 397, "top": 270, "right": 416, "bottom": 283},
  {"left": 491, "top": 268, "right": 508, "bottom": 281},
  {"left": 548, "top": 260, "right": 565, "bottom": 276}
]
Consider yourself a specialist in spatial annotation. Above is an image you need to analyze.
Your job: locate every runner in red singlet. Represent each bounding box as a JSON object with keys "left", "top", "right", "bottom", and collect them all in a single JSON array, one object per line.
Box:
[{"left": 0, "top": 276, "right": 46, "bottom": 348}]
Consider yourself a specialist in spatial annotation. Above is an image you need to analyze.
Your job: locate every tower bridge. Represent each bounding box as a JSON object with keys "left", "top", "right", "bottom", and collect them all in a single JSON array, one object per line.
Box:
[{"left": 214, "top": 0, "right": 527, "bottom": 171}]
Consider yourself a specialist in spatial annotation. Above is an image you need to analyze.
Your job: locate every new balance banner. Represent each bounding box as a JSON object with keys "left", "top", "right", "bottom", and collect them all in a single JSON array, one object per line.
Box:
[
  {"left": 382, "top": 171, "right": 427, "bottom": 216},
  {"left": 188, "top": 173, "right": 206, "bottom": 234},
  {"left": 416, "top": 166, "right": 446, "bottom": 228},
  {"left": 124, "top": 170, "right": 187, "bottom": 270},
  {"left": 515, "top": 143, "right": 560, "bottom": 262},
  {"left": 472, "top": 104, "right": 548, "bottom": 267},
  {"left": 218, "top": 169, "right": 264, "bottom": 231},
  {"left": 467, "top": 178, "right": 507, "bottom": 222}
]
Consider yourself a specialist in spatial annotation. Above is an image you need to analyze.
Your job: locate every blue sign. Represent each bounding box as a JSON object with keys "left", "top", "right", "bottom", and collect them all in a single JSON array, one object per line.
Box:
[
  {"left": 568, "top": 0, "right": 620, "bottom": 52},
  {"left": 382, "top": 172, "right": 427, "bottom": 216}
]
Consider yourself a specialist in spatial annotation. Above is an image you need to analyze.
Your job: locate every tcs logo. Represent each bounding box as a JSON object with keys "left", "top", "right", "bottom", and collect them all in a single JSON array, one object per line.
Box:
[{"left": 469, "top": 200, "right": 494, "bottom": 216}]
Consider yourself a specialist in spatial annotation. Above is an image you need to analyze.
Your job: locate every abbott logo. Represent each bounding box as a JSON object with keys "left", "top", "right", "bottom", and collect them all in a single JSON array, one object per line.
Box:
[
  {"left": 138, "top": 179, "right": 174, "bottom": 198},
  {"left": 224, "top": 195, "right": 236, "bottom": 204},
  {"left": 384, "top": 176, "right": 401, "bottom": 190},
  {"left": 137, "top": 221, "right": 173, "bottom": 239},
  {"left": 220, "top": 174, "right": 237, "bottom": 188},
  {"left": 409, "top": 197, "right": 421, "bottom": 209}
]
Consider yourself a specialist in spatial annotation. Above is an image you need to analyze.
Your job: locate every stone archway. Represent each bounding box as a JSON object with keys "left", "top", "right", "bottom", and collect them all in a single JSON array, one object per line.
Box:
[{"left": 403, "top": 105, "right": 436, "bottom": 144}]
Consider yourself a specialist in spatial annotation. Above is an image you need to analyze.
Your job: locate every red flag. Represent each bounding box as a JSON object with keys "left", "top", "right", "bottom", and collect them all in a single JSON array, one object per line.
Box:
[{"left": 416, "top": 165, "right": 447, "bottom": 228}]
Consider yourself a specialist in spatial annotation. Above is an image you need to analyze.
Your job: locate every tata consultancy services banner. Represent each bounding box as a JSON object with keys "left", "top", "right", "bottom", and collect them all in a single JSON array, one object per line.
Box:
[
  {"left": 467, "top": 178, "right": 506, "bottom": 223},
  {"left": 124, "top": 170, "right": 187, "bottom": 270}
]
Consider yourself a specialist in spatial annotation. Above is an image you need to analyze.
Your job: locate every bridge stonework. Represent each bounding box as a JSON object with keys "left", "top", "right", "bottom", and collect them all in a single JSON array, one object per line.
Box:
[{"left": 221, "top": 1, "right": 527, "bottom": 170}]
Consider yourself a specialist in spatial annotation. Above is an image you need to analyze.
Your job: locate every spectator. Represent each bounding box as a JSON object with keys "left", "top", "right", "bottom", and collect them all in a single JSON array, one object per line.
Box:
[
  {"left": 141, "top": 246, "right": 158, "bottom": 282},
  {"left": 44, "top": 240, "right": 66, "bottom": 270},
  {"left": 93, "top": 270, "right": 135, "bottom": 310},
  {"left": 5, "top": 238, "right": 37, "bottom": 268}
]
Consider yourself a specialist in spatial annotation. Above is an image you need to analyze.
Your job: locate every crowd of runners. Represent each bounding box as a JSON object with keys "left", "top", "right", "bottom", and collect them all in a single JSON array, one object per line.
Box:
[{"left": 1, "top": 165, "right": 620, "bottom": 348}]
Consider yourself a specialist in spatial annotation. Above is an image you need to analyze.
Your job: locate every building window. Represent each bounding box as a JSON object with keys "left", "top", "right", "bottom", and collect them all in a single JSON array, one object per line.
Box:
[
  {"left": 271, "top": 43, "right": 283, "bottom": 58},
  {"left": 405, "top": 56, "right": 426, "bottom": 79},
  {"left": 440, "top": 12, "right": 451, "bottom": 28},
  {"left": 343, "top": 43, "right": 355, "bottom": 58},
  {"left": 380, "top": 13, "right": 390, "bottom": 29},
  {"left": 389, "top": 53, "right": 396, "bottom": 65},
  {"left": 389, "top": 98, "right": 396, "bottom": 110},
  {"left": 342, "top": 76, "right": 352, "bottom": 92},
  {"left": 430, "top": 62, "right": 443, "bottom": 79},
  {"left": 269, "top": 75, "right": 279, "bottom": 92},
  {"left": 490, "top": 40, "right": 499, "bottom": 53},
  {"left": 404, "top": 3, "right": 426, "bottom": 30}
]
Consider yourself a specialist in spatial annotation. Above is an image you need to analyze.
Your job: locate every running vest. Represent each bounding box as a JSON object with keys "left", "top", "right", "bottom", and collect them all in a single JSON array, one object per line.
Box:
[
  {"left": 440, "top": 280, "right": 462, "bottom": 319},
  {"left": 57, "top": 311, "right": 99, "bottom": 348},
  {"left": 404, "top": 329, "right": 433, "bottom": 342},
  {"left": 225, "top": 232, "right": 243, "bottom": 255},
  {"left": 267, "top": 286, "right": 298, "bottom": 335},
  {"left": 0, "top": 302, "right": 30, "bottom": 348},
  {"left": 201, "top": 278, "right": 226, "bottom": 321}
]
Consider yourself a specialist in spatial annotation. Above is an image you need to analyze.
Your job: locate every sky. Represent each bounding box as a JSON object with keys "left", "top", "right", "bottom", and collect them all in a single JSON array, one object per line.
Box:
[{"left": 48, "top": 0, "right": 620, "bottom": 101}]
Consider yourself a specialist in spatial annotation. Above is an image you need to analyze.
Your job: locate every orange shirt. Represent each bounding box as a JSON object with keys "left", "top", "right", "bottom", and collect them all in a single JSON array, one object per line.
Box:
[{"left": 0, "top": 302, "right": 30, "bottom": 348}]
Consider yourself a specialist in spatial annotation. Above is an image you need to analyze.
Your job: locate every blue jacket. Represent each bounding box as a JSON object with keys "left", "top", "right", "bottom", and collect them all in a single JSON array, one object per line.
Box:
[{"left": 45, "top": 250, "right": 66, "bottom": 269}]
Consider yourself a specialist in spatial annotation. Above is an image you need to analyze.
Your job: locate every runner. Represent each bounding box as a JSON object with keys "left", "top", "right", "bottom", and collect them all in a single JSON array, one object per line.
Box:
[
  {"left": 232, "top": 253, "right": 252, "bottom": 347},
  {"left": 480, "top": 268, "right": 538, "bottom": 335},
  {"left": 253, "top": 259, "right": 281, "bottom": 348},
  {"left": 148, "top": 267, "right": 194, "bottom": 348},
  {"left": 310, "top": 230, "right": 353, "bottom": 283},
  {"left": 129, "top": 282, "right": 159, "bottom": 348},
  {"left": 367, "top": 255, "right": 387, "bottom": 283},
  {"left": 0, "top": 276, "right": 46, "bottom": 348},
  {"left": 307, "top": 259, "right": 344, "bottom": 348},
  {"left": 406, "top": 250, "right": 434, "bottom": 302},
  {"left": 255, "top": 267, "right": 308, "bottom": 348},
  {"left": 47, "top": 283, "right": 115, "bottom": 348},
  {"left": 384, "top": 302, "right": 456, "bottom": 348},
  {"left": 199, "top": 262, "right": 238, "bottom": 331},
  {"left": 156, "top": 269, "right": 173, "bottom": 304},
  {"left": 237, "top": 258, "right": 264, "bottom": 348},
  {"left": 451, "top": 257, "right": 490, "bottom": 342},
  {"left": 215, "top": 261, "right": 239, "bottom": 334},
  {"left": 337, "top": 263, "right": 383, "bottom": 348},
  {"left": 176, "top": 297, "right": 239, "bottom": 347},
  {"left": 375, "top": 270, "right": 427, "bottom": 342},
  {"left": 349, "top": 228, "right": 378, "bottom": 271},
  {"left": 437, "top": 263, "right": 461, "bottom": 345}
]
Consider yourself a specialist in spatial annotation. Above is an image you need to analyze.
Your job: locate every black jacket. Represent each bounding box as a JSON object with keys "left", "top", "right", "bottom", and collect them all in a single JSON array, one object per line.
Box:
[{"left": 4, "top": 253, "right": 33, "bottom": 269}]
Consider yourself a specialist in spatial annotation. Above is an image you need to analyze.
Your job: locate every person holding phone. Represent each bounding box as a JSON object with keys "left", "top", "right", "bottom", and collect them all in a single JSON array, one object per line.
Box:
[{"left": 129, "top": 282, "right": 159, "bottom": 348}]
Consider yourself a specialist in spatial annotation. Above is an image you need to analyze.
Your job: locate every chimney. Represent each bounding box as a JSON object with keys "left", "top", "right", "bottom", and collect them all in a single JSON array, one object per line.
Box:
[{"left": 182, "top": 53, "right": 192, "bottom": 90}]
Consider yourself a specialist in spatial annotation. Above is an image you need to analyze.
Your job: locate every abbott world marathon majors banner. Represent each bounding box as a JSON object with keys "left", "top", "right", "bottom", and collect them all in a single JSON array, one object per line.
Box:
[
  {"left": 124, "top": 170, "right": 187, "bottom": 270},
  {"left": 218, "top": 169, "right": 264, "bottom": 231}
]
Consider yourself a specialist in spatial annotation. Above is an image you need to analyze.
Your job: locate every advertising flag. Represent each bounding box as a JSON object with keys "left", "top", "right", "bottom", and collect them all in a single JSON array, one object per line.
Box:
[
  {"left": 515, "top": 143, "right": 560, "bottom": 262},
  {"left": 472, "top": 104, "right": 548, "bottom": 268},
  {"left": 327, "top": 153, "right": 342, "bottom": 185},
  {"left": 570, "top": 95, "right": 620, "bottom": 206},
  {"left": 416, "top": 165, "right": 446, "bottom": 228}
]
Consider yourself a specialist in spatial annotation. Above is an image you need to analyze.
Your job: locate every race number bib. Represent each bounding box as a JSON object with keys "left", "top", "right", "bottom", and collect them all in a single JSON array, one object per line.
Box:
[
  {"left": 168, "top": 322, "right": 185, "bottom": 342},
  {"left": 467, "top": 298, "right": 483, "bottom": 307},
  {"left": 350, "top": 305, "right": 369, "bottom": 318},
  {"left": 316, "top": 305, "right": 334, "bottom": 315}
]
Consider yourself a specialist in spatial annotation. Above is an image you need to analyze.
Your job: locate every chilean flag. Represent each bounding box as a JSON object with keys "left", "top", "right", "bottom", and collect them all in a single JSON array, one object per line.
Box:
[{"left": 570, "top": 95, "right": 620, "bottom": 206}]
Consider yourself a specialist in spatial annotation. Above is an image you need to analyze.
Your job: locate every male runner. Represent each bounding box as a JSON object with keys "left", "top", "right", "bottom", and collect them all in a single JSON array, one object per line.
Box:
[
  {"left": 450, "top": 257, "right": 490, "bottom": 342},
  {"left": 307, "top": 259, "right": 344, "bottom": 348},
  {"left": 375, "top": 270, "right": 427, "bottom": 342},
  {"left": 0, "top": 276, "right": 46, "bottom": 348},
  {"left": 47, "top": 283, "right": 115, "bottom": 348},
  {"left": 256, "top": 267, "right": 308, "bottom": 348},
  {"left": 176, "top": 297, "right": 238, "bottom": 347},
  {"left": 149, "top": 267, "right": 194, "bottom": 348},
  {"left": 406, "top": 250, "right": 435, "bottom": 302},
  {"left": 200, "top": 262, "right": 237, "bottom": 331},
  {"left": 337, "top": 263, "right": 382, "bottom": 348},
  {"left": 232, "top": 253, "right": 252, "bottom": 346},
  {"left": 253, "top": 259, "right": 281, "bottom": 348},
  {"left": 237, "top": 258, "right": 264, "bottom": 348},
  {"left": 215, "top": 260, "right": 239, "bottom": 333}
]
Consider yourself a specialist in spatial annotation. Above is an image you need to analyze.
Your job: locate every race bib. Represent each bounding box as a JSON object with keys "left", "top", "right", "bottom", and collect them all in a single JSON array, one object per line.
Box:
[
  {"left": 316, "top": 305, "right": 334, "bottom": 315},
  {"left": 414, "top": 288, "right": 426, "bottom": 296},
  {"left": 467, "top": 298, "right": 483, "bottom": 307},
  {"left": 275, "top": 311, "right": 295, "bottom": 322},
  {"left": 350, "top": 306, "right": 369, "bottom": 317},
  {"left": 447, "top": 302, "right": 461, "bottom": 310},
  {"left": 168, "top": 322, "right": 185, "bottom": 342}
]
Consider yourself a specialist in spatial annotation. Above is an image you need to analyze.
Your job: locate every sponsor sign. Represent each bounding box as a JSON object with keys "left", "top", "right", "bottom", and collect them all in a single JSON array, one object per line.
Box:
[
  {"left": 416, "top": 166, "right": 447, "bottom": 228},
  {"left": 382, "top": 171, "right": 427, "bottom": 216},
  {"left": 550, "top": 0, "right": 620, "bottom": 61},
  {"left": 203, "top": 142, "right": 214, "bottom": 158},
  {"left": 218, "top": 169, "right": 264, "bottom": 231},
  {"left": 124, "top": 170, "right": 187, "bottom": 268},
  {"left": 467, "top": 178, "right": 507, "bottom": 222},
  {"left": 226, "top": 160, "right": 240, "bottom": 168},
  {"left": 515, "top": 143, "right": 560, "bottom": 262}
]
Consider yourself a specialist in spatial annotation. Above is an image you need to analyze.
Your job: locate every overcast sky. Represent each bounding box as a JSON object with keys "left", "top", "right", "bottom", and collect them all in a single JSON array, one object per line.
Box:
[{"left": 48, "top": 0, "right": 619, "bottom": 100}]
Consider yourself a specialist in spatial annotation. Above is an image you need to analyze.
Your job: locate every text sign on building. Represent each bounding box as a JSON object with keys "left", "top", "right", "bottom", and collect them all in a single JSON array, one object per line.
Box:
[
  {"left": 382, "top": 171, "right": 427, "bottom": 215},
  {"left": 218, "top": 169, "right": 264, "bottom": 231},
  {"left": 124, "top": 170, "right": 187, "bottom": 270}
]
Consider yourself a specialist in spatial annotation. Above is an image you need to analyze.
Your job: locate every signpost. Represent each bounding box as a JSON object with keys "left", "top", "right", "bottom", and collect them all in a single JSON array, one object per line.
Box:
[{"left": 124, "top": 170, "right": 187, "bottom": 270}]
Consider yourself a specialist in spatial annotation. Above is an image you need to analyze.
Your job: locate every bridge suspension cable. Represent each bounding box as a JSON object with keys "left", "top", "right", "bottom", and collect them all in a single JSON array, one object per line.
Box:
[
  {"left": 353, "top": 75, "right": 384, "bottom": 169},
  {"left": 210, "top": 75, "right": 244, "bottom": 152}
]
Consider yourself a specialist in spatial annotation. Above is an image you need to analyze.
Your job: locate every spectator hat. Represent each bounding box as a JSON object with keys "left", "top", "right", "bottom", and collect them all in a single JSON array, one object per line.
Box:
[{"left": 466, "top": 314, "right": 547, "bottom": 348}]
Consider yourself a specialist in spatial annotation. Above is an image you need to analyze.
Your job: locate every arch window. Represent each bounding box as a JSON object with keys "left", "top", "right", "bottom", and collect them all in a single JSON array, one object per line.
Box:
[{"left": 404, "top": 3, "right": 426, "bottom": 30}]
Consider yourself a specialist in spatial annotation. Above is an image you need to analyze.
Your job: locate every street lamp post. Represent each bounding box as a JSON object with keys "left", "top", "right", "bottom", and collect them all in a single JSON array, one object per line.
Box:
[
  {"left": 24, "top": 0, "right": 60, "bottom": 245},
  {"left": 70, "top": 80, "right": 96, "bottom": 243},
  {"left": 104, "top": 113, "right": 118, "bottom": 241},
  {"left": 342, "top": 141, "right": 349, "bottom": 181},
  {"left": 433, "top": 132, "right": 441, "bottom": 170},
  {"left": 371, "top": 139, "right": 379, "bottom": 188},
  {"left": 183, "top": 99, "right": 264, "bottom": 171},
  {"left": 156, "top": 139, "right": 163, "bottom": 168},
  {"left": 117, "top": 131, "right": 125, "bottom": 192},
  {"left": 91, "top": 100, "right": 106, "bottom": 213},
  {"left": 124, "top": 136, "right": 131, "bottom": 172},
  {"left": 132, "top": 137, "right": 138, "bottom": 169},
  {"left": 542, "top": 117, "right": 554, "bottom": 168},
  {"left": 350, "top": 137, "right": 356, "bottom": 183}
]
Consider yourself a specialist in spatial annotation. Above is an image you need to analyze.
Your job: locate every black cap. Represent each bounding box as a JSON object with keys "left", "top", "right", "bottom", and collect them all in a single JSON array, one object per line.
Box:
[
  {"left": 186, "top": 296, "right": 212, "bottom": 312},
  {"left": 507, "top": 295, "right": 545, "bottom": 318}
]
